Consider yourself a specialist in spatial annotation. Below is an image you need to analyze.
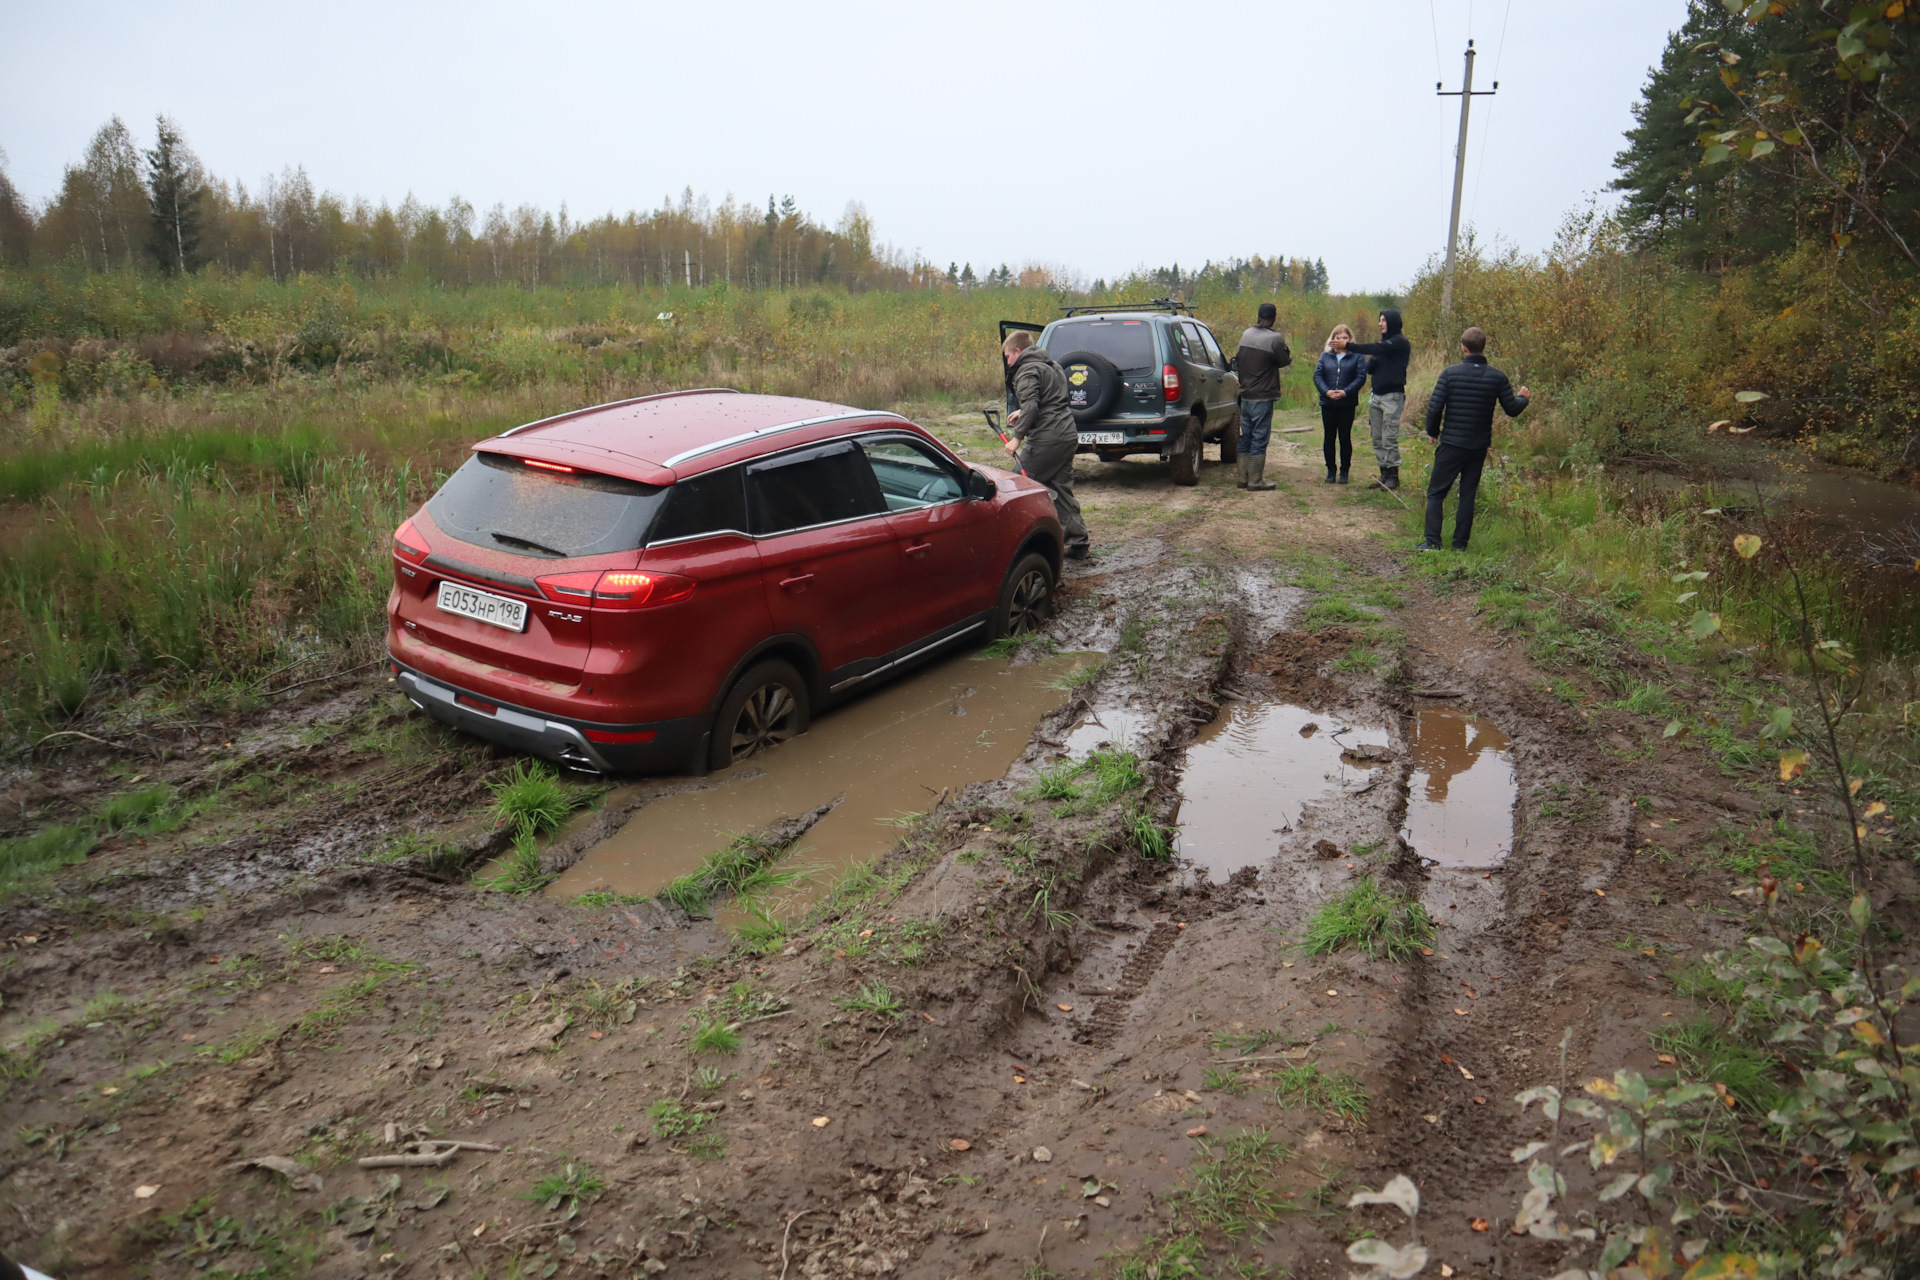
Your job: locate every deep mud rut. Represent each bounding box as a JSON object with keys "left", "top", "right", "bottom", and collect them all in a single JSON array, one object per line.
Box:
[{"left": 0, "top": 416, "right": 1792, "bottom": 1278}]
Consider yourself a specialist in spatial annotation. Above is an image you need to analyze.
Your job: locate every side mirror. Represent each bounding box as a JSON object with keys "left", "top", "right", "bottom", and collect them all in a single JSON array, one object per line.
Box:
[{"left": 967, "top": 469, "right": 997, "bottom": 500}]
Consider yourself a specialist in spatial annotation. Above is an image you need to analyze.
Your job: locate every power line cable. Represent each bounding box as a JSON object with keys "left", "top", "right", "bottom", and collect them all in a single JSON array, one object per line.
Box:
[
  {"left": 1467, "top": 0, "right": 1514, "bottom": 237},
  {"left": 1428, "top": 0, "right": 1445, "bottom": 83}
]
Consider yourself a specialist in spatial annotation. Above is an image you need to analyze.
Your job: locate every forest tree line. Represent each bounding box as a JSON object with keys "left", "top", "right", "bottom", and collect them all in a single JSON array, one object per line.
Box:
[{"left": 0, "top": 117, "right": 1333, "bottom": 304}]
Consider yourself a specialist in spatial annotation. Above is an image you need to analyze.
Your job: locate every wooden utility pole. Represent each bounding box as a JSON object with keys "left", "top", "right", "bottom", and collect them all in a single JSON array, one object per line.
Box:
[{"left": 1438, "top": 40, "right": 1498, "bottom": 318}]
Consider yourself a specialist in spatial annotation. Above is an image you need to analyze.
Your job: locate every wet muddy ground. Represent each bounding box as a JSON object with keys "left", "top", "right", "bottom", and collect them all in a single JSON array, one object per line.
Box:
[{"left": 0, "top": 412, "right": 1827, "bottom": 1278}]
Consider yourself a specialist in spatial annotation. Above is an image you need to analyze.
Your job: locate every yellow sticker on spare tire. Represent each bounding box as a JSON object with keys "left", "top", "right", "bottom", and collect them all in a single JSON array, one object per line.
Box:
[{"left": 1067, "top": 366, "right": 1089, "bottom": 385}]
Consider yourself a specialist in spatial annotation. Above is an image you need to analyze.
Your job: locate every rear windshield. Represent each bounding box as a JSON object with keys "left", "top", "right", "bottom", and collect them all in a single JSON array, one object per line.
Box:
[
  {"left": 1044, "top": 319, "right": 1158, "bottom": 371},
  {"left": 428, "top": 452, "right": 667, "bottom": 558}
]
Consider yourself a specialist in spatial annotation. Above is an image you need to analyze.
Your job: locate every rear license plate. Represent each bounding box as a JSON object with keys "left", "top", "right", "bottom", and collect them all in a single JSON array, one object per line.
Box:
[
  {"left": 1079, "top": 432, "right": 1125, "bottom": 445},
  {"left": 436, "top": 581, "right": 528, "bottom": 632}
]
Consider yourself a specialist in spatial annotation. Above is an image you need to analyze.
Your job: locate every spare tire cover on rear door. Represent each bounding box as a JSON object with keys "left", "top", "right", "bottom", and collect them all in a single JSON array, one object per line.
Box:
[{"left": 1055, "top": 350, "right": 1123, "bottom": 425}]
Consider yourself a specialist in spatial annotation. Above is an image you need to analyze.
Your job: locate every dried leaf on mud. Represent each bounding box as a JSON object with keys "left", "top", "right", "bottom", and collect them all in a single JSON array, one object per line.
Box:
[
  {"left": 1032, "top": 1147, "right": 1052, "bottom": 1162},
  {"left": 948, "top": 1138, "right": 971, "bottom": 1151},
  {"left": 1055, "top": 1003, "right": 1074, "bottom": 1012},
  {"left": 1469, "top": 1216, "right": 1490, "bottom": 1231},
  {"left": 1185, "top": 1126, "right": 1208, "bottom": 1138},
  {"left": 812, "top": 1116, "right": 831, "bottom": 1127}
]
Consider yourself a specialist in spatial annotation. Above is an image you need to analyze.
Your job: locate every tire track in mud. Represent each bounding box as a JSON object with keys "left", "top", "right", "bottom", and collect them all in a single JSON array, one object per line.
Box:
[{"left": 1080, "top": 920, "right": 1182, "bottom": 1047}]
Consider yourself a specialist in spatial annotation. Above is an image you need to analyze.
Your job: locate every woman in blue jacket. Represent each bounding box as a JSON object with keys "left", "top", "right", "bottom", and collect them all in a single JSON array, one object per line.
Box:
[{"left": 1312, "top": 324, "right": 1368, "bottom": 483}]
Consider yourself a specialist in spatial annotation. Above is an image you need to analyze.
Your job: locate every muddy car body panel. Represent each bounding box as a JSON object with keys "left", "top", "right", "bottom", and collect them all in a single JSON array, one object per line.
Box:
[
  {"left": 387, "top": 390, "right": 1062, "bottom": 774},
  {"left": 999, "top": 304, "right": 1240, "bottom": 464}
]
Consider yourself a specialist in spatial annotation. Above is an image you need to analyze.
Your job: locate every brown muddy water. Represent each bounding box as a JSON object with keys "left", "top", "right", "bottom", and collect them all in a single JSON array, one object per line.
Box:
[
  {"left": 550, "top": 649, "right": 1096, "bottom": 909},
  {"left": 1401, "top": 705, "right": 1516, "bottom": 867},
  {"left": 1171, "top": 700, "right": 1391, "bottom": 879}
]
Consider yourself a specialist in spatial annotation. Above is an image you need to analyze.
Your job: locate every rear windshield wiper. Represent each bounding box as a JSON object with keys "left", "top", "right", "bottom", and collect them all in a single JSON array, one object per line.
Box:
[{"left": 486, "top": 530, "right": 568, "bottom": 557}]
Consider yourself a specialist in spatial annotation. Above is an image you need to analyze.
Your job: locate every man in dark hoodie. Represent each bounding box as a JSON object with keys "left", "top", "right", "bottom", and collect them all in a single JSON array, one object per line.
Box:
[
  {"left": 1343, "top": 308, "right": 1413, "bottom": 490},
  {"left": 1003, "top": 330, "right": 1090, "bottom": 559},
  {"left": 1419, "top": 326, "right": 1530, "bottom": 551}
]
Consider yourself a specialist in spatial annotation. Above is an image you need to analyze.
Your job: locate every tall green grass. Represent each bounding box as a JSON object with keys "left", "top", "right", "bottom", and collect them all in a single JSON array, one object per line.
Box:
[{"left": 0, "top": 453, "right": 417, "bottom": 733}]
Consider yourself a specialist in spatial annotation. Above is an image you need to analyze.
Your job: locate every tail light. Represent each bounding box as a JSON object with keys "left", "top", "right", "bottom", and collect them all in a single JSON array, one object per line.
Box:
[
  {"left": 393, "top": 518, "right": 428, "bottom": 565},
  {"left": 1163, "top": 363, "right": 1182, "bottom": 403},
  {"left": 534, "top": 569, "right": 696, "bottom": 610}
]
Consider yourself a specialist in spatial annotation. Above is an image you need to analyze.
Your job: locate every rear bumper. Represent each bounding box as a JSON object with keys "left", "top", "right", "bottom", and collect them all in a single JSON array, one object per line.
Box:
[{"left": 390, "top": 658, "right": 703, "bottom": 775}]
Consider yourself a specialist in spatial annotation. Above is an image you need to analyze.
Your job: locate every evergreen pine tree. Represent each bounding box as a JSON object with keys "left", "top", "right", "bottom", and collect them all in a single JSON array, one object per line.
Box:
[{"left": 145, "top": 115, "right": 205, "bottom": 276}]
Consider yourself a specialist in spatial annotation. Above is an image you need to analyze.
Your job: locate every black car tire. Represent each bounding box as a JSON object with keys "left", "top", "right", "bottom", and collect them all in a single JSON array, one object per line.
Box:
[
  {"left": 709, "top": 660, "right": 810, "bottom": 769},
  {"left": 1055, "top": 350, "right": 1123, "bottom": 425},
  {"left": 1168, "top": 414, "right": 1202, "bottom": 486},
  {"left": 989, "top": 552, "right": 1054, "bottom": 639}
]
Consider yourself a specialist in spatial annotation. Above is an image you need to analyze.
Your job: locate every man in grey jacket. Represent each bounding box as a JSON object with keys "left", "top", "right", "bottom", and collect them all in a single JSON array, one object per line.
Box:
[
  {"left": 1003, "top": 331, "right": 1090, "bottom": 559},
  {"left": 1233, "top": 303, "right": 1292, "bottom": 491}
]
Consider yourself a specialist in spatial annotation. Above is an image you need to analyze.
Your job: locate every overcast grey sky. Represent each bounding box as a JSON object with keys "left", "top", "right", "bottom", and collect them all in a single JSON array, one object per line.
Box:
[{"left": 2, "top": 1, "right": 1685, "bottom": 294}]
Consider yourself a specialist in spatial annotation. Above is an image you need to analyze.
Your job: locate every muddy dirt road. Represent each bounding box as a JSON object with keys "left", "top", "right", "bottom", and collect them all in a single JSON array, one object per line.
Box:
[{"left": 0, "top": 409, "right": 1785, "bottom": 1278}]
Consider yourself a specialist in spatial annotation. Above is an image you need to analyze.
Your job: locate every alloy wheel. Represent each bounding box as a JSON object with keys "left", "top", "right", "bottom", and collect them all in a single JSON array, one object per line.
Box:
[
  {"left": 1007, "top": 569, "right": 1050, "bottom": 635},
  {"left": 730, "top": 682, "right": 799, "bottom": 761}
]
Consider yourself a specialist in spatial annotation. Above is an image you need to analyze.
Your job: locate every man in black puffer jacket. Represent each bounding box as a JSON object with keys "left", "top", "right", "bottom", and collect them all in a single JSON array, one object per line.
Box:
[
  {"left": 1343, "top": 308, "right": 1414, "bottom": 490},
  {"left": 1419, "top": 326, "right": 1530, "bottom": 551}
]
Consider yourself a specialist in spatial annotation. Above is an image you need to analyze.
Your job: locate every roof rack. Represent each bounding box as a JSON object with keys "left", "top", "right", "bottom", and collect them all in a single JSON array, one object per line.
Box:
[{"left": 1059, "top": 298, "right": 1193, "bottom": 318}]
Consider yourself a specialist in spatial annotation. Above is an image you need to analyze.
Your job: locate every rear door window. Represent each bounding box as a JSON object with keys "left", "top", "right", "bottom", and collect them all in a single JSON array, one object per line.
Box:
[
  {"left": 861, "top": 437, "right": 965, "bottom": 510},
  {"left": 747, "top": 441, "right": 886, "bottom": 535},
  {"left": 650, "top": 467, "right": 748, "bottom": 543},
  {"left": 1181, "top": 323, "right": 1213, "bottom": 365},
  {"left": 1197, "top": 326, "right": 1226, "bottom": 368},
  {"left": 1044, "top": 319, "right": 1157, "bottom": 371},
  {"left": 1168, "top": 324, "right": 1193, "bottom": 359},
  {"left": 428, "top": 452, "right": 667, "bottom": 558}
]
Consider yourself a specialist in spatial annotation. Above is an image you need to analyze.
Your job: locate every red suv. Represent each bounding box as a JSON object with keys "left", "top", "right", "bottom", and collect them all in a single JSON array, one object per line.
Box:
[{"left": 386, "top": 389, "right": 1063, "bottom": 775}]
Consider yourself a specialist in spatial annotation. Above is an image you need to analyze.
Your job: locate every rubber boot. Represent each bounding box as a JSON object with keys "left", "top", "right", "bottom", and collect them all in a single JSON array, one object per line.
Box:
[
  {"left": 1247, "top": 454, "right": 1276, "bottom": 491},
  {"left": 1337, "top": 469, "right": 1350, "bottom": 484},
  {"left": 1324, "top": 468, "right": 1337, "bottom": 484},
  {"left": 1384, "top": 465, "right": 1400, "bottom": 490},
  {"left": 1235, "top": 455, "right": 1250, "bottom": 489}
]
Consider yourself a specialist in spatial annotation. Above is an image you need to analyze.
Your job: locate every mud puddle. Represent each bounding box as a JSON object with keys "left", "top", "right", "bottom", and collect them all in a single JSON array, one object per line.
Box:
[
  {"left": 1171, "top": 699, "right": 1390, "bottom": 879},
  {"left": 551, "top": 649, "right": 1096, "bottom": 909},
  {"left": 1401, "top": 705, "right": 1517, "bottom": 867}
]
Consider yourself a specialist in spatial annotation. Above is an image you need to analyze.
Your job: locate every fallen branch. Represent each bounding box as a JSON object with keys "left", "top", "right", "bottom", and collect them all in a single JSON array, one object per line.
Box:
[
  {"left": 356, "top": 1139, "right": 499, "bottom": 1169},
  {"left": 780, "top": 1209, "right": 818, "bottom": 1280},
  {"left": 856, "top": 1043, "right": 893, "bottom": 1072},
  {"left": 263, "top": 658, "right": 382, "bottom": 697},
  {"left": 30, "top": 730, "right": 129, "bottom": 755}
]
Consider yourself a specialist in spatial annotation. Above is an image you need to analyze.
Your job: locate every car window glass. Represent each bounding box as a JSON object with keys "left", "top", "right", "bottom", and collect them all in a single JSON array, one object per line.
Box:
[
  {"left": 1168, "top": 324, "right": 1192, "bottom": 359},
  {"left": 1197, "top": 326, "right": 1226, "bottom": 367},
  {"left": 427, "top": 452, "right": 667, "bottom": 558},
  {"left": 650, "top": 466, "right": 747, "bottom": 543},
  {"left": 1181, "top": 323, "right": 1211, "bottom": 365},
  {"left": 861, "top": 437, "right": 964, "bottom": 511},
  {"left": 748, "top": 442, "right": 885, "bottom": 535},
  {"left": 1042, "top": 319, "right": 1156, "bottom": 371}
]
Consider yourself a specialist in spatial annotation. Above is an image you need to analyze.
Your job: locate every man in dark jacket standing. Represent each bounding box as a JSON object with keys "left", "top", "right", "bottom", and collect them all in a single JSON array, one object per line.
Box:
[
  {"left": 1344, "top": 308, "right": 1413, "bottom": 490},
  {"left": 1232, "top": 302, "right": 1292, "bottom": 491},
  {"left": 1419, "top": 326, "right": 1530, "bottom": 551},
  {"left": 1003, "top": 330, "right": 1090, "bottom": 559}
]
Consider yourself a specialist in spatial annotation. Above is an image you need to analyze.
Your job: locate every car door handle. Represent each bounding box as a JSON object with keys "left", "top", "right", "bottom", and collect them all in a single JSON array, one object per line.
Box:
[
  {"left": 903, "top": 541, "right": 933, "bottom": 558},
  {"left": 778, "top": 572, "right": 815, "bottom": 590}
]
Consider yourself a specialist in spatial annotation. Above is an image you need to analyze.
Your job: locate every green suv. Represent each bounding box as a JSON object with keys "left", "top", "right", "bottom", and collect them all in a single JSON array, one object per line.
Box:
[{"left": 998, "top": 300, "right": 1241, "bottom": 486}]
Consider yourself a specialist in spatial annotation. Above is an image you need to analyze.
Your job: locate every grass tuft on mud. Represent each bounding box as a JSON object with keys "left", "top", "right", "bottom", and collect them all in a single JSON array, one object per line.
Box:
[
  {"left": 658, "top": 831, "right": 808, "bottom": 917},
  {"left": 1297, "top": 877, "right": 1435, "bottom": 962},
  {"left": 489, "top": 760, "right": 582, "bottom": 837}
]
